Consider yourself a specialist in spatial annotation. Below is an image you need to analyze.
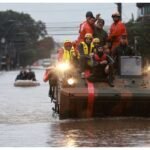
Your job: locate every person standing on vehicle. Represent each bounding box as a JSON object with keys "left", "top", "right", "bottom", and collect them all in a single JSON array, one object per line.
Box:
[
  {"left": 108, "top": 12, "right": 127, "bottom": 57},
  {"left": 93, "top": 18, "right": 108, "bottom": 47},
  {"left": 76, "top": 11, "right": 97, "bottom": 47}
]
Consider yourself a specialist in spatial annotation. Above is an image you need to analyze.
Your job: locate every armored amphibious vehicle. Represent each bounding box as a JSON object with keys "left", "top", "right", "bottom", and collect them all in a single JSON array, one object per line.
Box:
[{"left": 49, "top": 56, "right": 150, "bottom": 119}]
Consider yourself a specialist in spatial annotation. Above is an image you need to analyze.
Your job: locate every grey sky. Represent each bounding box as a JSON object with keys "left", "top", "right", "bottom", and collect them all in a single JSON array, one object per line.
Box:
[{"left": 0, "top": 3, "right": 137, "bottom": 41}]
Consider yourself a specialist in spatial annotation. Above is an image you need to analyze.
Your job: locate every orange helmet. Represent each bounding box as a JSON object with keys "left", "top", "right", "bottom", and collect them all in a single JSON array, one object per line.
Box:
[{"left": 64, "top": 40, "right": 72, "bottom": 47}]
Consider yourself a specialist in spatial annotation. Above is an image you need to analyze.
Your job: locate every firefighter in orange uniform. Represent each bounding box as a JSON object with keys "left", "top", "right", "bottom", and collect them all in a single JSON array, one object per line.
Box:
[
  {"left": 108, "top": 12, "right": 127, "bottom": 57},
  {"left": 76, "top": 11, "right": 96, "bottom": 47}
]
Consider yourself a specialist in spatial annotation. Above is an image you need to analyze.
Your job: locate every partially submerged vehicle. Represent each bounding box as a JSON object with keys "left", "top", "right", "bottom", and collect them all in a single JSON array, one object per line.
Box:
[
  {"left": 14, "top": 80, "right": 40, "bottom": 87},
  {"left": 48, "top": 56, "right": 150, "bottom": 119}
]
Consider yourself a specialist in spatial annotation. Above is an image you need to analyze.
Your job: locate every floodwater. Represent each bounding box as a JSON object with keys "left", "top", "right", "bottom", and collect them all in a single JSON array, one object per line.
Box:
[{"left": 0, "top": 70, "right": 150, "bottom": 147}]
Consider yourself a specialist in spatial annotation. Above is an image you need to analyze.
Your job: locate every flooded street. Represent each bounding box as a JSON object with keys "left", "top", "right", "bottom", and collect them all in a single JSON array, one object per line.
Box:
[{"left": 0, "top": 70, "right": 150, "bottom": 147}]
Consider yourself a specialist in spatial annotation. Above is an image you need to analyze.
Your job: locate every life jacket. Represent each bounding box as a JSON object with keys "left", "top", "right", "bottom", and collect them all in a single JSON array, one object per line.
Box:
[
  {"left": 94, "top": 53, "right": 107, "bottom": 62},
  {"left": 62, "top": 47, "right": 77, "bottom": 62},
  {"left": 81, "top": 42, "right": 94, "bottom": 55}
]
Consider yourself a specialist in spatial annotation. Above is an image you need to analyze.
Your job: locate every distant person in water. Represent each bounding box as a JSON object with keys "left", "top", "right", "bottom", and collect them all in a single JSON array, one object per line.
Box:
[
  {"left": 27, "top": 68, "right": 36, "bottom": 81},
  {"left": 15, "top": 67, "right": 28, "bottom": 81}
]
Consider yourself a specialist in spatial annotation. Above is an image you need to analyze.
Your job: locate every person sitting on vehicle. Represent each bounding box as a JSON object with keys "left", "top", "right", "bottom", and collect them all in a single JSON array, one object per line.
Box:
[
  {"left": 103, "top": 44, "right": 111, "bottom": 55},
  {"left": 103, "top": 44, "right": 115, "bottom": 80},
  {"left": 27, "top": 68, "right": 36, "bottom": 81},
  {"left": 93, "top": 18, "right": 108, "bottom": 47},
  {"left": 103, "top": 44, "right": 115, "bottom": 64},
  {"left": 57, "top": 40, "right": 79, "bottom": 66},
  {"left": 114, "top": 34, "right": 135, "bottom": 74},
  {"left": 92, "top": 38, "right": 101, "bottom": 53},
  {"left": 88, "top": 46, "right": 114, "bottom": 87},
  {"left": 115, "top": 34, "right": 135, "bottom": 57},
  {"left": 15, "top": 67, "right": 28, "bottom": 81},
  {"left": 78, "top": 33, "right": 94, "bottom": 77}
]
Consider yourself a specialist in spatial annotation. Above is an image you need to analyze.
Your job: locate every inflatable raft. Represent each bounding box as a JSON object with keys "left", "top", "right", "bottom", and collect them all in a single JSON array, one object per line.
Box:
[{"left": 14, "top": 80, "right": 40, "bottom": 87}]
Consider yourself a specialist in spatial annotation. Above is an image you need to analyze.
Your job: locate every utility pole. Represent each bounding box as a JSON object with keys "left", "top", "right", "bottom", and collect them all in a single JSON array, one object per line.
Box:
[{"left": 116, "top": 3, "right": 122, "bottom": 20}]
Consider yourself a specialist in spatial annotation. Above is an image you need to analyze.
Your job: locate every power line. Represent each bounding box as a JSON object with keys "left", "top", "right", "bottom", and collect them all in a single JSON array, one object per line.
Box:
[
  {"left": 46, "top": 26, "right": 78, "bottom": 28},
  {"left": 48, "top": 33, "right": 78, "bottom": 36}
]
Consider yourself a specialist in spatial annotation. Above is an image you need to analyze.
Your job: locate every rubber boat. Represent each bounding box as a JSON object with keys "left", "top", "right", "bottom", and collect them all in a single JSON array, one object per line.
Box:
[{"left": 14, "top": 80, "right": 40, "bottom": 87}]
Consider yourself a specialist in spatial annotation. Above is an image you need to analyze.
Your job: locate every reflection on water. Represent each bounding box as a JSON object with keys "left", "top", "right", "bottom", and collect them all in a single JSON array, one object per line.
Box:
[
  {"left": 0, "top": 71, "right": 150, "bottom": 147},
  {"left": 48, "top": 118, "right": 150, "bottom": 147}
]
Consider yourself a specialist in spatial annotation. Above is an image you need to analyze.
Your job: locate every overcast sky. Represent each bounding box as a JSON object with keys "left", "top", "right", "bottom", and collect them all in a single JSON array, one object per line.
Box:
[{"left": 0, "top": 3, "right": 138, "bottom": 41}]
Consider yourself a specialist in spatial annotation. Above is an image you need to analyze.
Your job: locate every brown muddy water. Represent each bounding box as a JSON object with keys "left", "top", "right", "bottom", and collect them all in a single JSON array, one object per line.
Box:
[{"left": 0, "top": 70, "right": 150, "bottom": 147}]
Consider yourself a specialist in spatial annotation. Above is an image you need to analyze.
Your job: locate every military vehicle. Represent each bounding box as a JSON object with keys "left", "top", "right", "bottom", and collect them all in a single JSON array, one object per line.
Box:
[{"left": 48, "top": 56, "right": 150, "bottom": 119}]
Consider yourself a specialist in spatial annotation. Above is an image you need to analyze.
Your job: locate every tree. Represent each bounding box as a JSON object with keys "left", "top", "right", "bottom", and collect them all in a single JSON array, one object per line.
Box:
[
  {"left": 126, "top": 21, "right": 150, "bottom": 58},
  {"left": 36, "top": 37, "right": 55, "bottom": 59},
  {"left": 0, "top": 10, "right": 47, "bottom": 66}
]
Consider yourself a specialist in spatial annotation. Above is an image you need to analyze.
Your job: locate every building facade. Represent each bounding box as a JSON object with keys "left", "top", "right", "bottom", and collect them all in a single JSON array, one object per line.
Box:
[{"left": 136, "top": 3, "right": 150, "bottom": 22}]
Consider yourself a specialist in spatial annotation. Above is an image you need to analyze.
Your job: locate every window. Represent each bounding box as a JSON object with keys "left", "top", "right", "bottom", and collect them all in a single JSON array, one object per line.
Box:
[
  {"left": 141, "top": 7, "right": 144, "bottom": 15},
  {"left": 144, "top": 6, "right": 150, "bottom": 15}
]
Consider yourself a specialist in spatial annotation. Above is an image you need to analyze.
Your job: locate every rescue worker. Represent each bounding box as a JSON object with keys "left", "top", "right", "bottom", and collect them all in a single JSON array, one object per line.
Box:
[
  {"left": 78, "top": 33, "right": 94, "bottom": 77},
  {"left": 57, "top": 40, "right": 79, "bottom": 65},
  {"left": 115, "top": 34, "right": 135, "bottom": 57},
  {"left": 88, "top": 46, "right": 114, "bottom": 87},
  {"left": 43, "top": 66, "right": 58, "bottom": 100},
  {"left": 92, "top": 38, "right": 101, "bottom": 53},
  {"left": 114, "top": 34, "right": 135, "bottom": 74},
  {"left": 76, "top": 12, "right": 96, "bottom": 46},
  {"left": 93, "top": 18, "right": 108, "bottom": 47},
  {"left": 108, "top": 12, "right": 127, "bottom": 57}
]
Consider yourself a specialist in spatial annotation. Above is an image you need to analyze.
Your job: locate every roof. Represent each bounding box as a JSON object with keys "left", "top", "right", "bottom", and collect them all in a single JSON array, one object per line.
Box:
[{"left": 136, "top": 3, "right": 150, "bottom": 8}]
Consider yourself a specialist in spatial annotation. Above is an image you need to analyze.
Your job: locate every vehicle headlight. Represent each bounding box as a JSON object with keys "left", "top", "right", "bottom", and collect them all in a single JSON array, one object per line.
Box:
[
  {"left": 147, "top": 66, "right": 150, "bottom": 72},
  {"left": 57, "top": 63, "right": 70, "bottom": 72},
  {"left": 67, "top": 78, "right": 75, "bottom": 86}
]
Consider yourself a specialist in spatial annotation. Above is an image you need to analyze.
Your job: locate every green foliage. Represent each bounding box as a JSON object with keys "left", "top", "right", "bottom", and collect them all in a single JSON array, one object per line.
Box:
[
  {"left": 0, "top": 10, "right": 47, "bottom": 43},
  {"left": 0, "top": 10, "right": 52, "bottom": 66},
  {"left": 126, "top": 21, "right": 150, "bottom": 58},
  {"left": 36, "top": 37, "right": 55, "bottom": 58},
  {"left": 20, "top": 49, "right": 37, "bottom": 66}
]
